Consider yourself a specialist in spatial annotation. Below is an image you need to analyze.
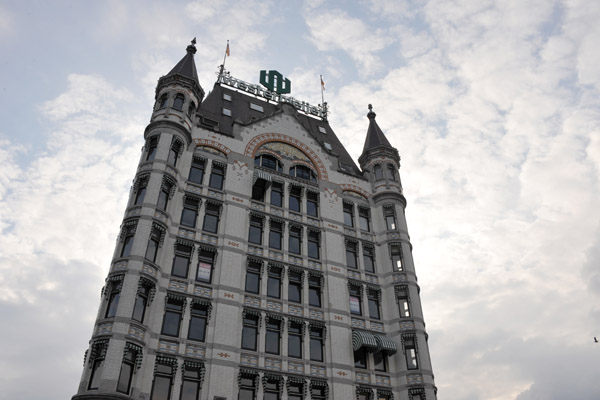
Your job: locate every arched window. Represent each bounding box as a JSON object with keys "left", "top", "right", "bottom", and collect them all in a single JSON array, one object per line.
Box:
[
  {"left": 158, "top": 94, "right": 168, "bottom": 110},
  {"left": 187, "top": 102, "right": 196, "bottom": 118},
  {"left": 172, "top": 94, "right": 185, "bottom": 111},
  {"left": 290, "top": 165, "right": 317, "bottom": 183},
  {"left": 254, "top": 154, "right": 283, "bottom": 172},
  {"left": 387, "top": 164, "right": 397, "bottom": 181},
  {"left": 374, "top": 164, "right": 383, "bottom": 181}
]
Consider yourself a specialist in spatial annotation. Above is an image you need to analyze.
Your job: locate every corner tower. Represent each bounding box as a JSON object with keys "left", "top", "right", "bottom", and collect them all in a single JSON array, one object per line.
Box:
[{"left": 73, "top": 44, "right": 437, "bottom": 400}]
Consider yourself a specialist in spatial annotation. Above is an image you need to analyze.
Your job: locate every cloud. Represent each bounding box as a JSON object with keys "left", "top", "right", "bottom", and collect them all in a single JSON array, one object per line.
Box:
[
  {"left": 0, "top": 4, "right": 15, "bottom": 40},
  {"left": 304, "top": 8, "right": 394, "bottom": 75},
  {"left": 0, "top": 74, "right": 145, "bottom": 399}
]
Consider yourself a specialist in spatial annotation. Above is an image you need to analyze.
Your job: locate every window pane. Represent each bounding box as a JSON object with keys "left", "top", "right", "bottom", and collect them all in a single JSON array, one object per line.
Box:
[
  {"left": 349, "top": 295, "right": 361, "bottom": 315},
  {"left": 157, "top": 190, "right": 169, "bottom": 210},
  {"left": 180, "top": 380, "right": 199, "bottom": 400},
  {"left": 188, "top": 315, "right": 207, "bottom": 341},
  {"left": 116, "top": 362, "right": 133, "bottom": 393},
  {"left": 202, "top": 214, "right": 218, "bottom": 233},
  {"left": 172, "top": 255, "right": 189, "bottom": 278},
  {"left": 239, "top": 388, "right": 255, "bottom": 400},
  {"left": 369, "top": 298, "right": 380, "bottom": 320},
  {"left": 209, "top": 167, "right": 224, "bottom": 190},
  {"left": 310, "top": 338, "right": 323, "bottom": 361},
  {"left": 145, "top": 239, "right": 158, "bottom": 262},
  {"left": 374, "top": 351, "right": 387, "bottom": 372},
  {"left": 309, "top": 287, "right": 321, "bottom": 308},
  {"left": 354, "top": 348, "right": 367, "bottom": 368},
  {"left": 265, "top": 330, "right": 280, "bottom": 354},
  {"left": 288, "top": 334, "right": 302, "bottom": 358},
  {"left": 269, "top": 230, "right": 282, "bottom": 250},
  {"left": 267, "top": 276, "right": 281, "bottom": 298},
  {"left": 248, "top": 224, "right": 262, "bottom": 244},
  {"left": 88, "top": 359, "right": 102, "bottom": 389},
  {"left": 308, "top": 240, "right": 319, "bottom": 259},
  {"left": 189, "top": 166, "right": 204, "bottom": 184},
  {"left": 121, "top": 236, "right": 133, "bottom": 257},
  {"left": 196, "top": 261, "right": 213, "bottom": 283},
  {"left": 151, "top": 375, "right": 172, "bottom": 400},
  {"left": 161, "top": 310, "right": 181, "bottom": 336},
  {"left": 288, "top": 282, "right": 301, "bottom": 303},
  {"left": 180, "top": 208, "right": 197, "bottom": 227},
  {"left": 135, "top": 186, "right": 146, "bottom": 205},
  {"left": 132, "top": 295, "right": 146, "bottom": 322},
  {"left": 245, "top": 271, "right": 260, "bottom": 294},
  {"left": 106, "top": 292, "right": 120, "bottom": 318},
  {"left": 270, "top": 185, "right": 283, "bottom": 207},
  {"left": 289, "top": 236, "right": 300, "bottom": 254},
  {"left": 241, "top": 326, "right": 257, "bottom": 350}
]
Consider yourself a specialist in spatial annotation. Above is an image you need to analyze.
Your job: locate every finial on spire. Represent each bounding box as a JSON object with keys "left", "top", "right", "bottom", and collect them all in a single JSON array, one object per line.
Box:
[
  {"left": 186, "top": 37, "right": 197, "bottom": 54},
  {"left": 367, "top": 103, "right": 376, "bottom": 119}
]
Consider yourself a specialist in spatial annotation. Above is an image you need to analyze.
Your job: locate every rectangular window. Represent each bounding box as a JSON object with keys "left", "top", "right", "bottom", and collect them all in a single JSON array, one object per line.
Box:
[
  {"left": 105, "top": 285, "right": 121, "bottom": 318},
  {"left": 288, "top": 271, "right": 302, "bottom": 303},
  {"left": 363, "top": 245, "right": 375, "bottom": 273},
  {"left": 245, "top": 262, "right": 261, "bottom": 294},
  {"left": 150, "top": 363, "right": 173, "bottom": 400},
  {"left": 265, "top": 318, "right": 281, "bottom": 355},
  {"left": 222, "top": 107, "right": 232, "bottom": 116},
  {"left": 146, "top": 136, "right": 158, "bottom": 161},
  {"left": 251, "top": 179, "right": 267, "bottom": 202},
  {"left": 209, "top": 163, "right": 225, "bottom": 190},
  {"left": 308, "top": 230, "right": 320, "bottom": 259},
  {"left": 239, "top": 376, "right": 256, "bottom": 400},
  {"left": 223, "top": 93, "right": 232, "bottom": 101},
  {"left": 188, "top": 302, "right": 209, "bottom": 342},
  {"left": 391, "top": 243, "right": 403, "bottom": 271},
  {"left": 307, "top": 191, "right": 319, "bottom": 217},
  {"left": 397, "top": 286, "right": 411, "bottom": 317},
  {"left": 311, "top": 386, "right": 327, "bottom": 400},
  {"left": 120, "top": 225, "right": 136, "bottom": 258},
  {"left": 145, "top": 226, "right": 161, "bottom": 262},
  {"left": 343, "top": 202, "right": 354, "bottom": 227},
  {"left": 132, "top": 283, "right": 151, "bottom": 323},
  {"left": 250, "top": 102, "right": 264, "bottom": 112},
  {"left": 202, "top": 203, "right": 220, "bottom": 233},
  {"left": 188, "top": 157, "right": 205, "bottom": 184},
  {"left": 161, "top": 298, "right": 183, "bottom": 337},
  {"left": 288, "top": 321, "right": 303, "bottom": 358},
  {"left": 196, "top": 250, "right": 215, "bottom": 283},
  {"left": 171, "top": 243, "right": 192, "bottom": 278},
  {"left": 88, "top": 358, "right": 103, "bottom": 390},
  {"left": 354, "top": 347, "right": 367, "bottom": 369},
  {"left": 384, "top": 206, "right": 397, "bottom": 230},
  {"left": 346, "top": 241, "right": 358, "bottom": 269},
  {"left": 288, "top": 381, "right": 303, "bottom": 400},
  {"left": 308, "top": 275, "right": 322, "bottom": 308},
  {"left": 368, "top": 289, "right": 381, "bottom": 320},
  {"left": 404, "top": 336, "right": 419, "bottom": 370},
  {"left": 180, "top": 366, "right": 202, "bottom": 400},
  {"left": 134, "top": 177, "right": 148, "bottom": 206},
  {"left": 289, "top": 186, "right": 301, "bottom": 213},
  {"left": 157, "top": 181, "right": 172, "bottom": 211},
  {"left": 267, "top": 267, "right": 282, "bottom": 299},
  {"left": 116, "top": 349, "right": 135, "bottom": 394},
  {"left": 241, "top": 313, "right": 259, "bottom": 351},
  {"left": 270, "top": 182, "right": 283, "bottom": 207},
  {"left": 289, "top": 226, "right": 302, "bottom": 255},
  {"left": 269, "top": 221, "right": 283, "bottom": 250},
  {"left": 374, "top": 351, "right": 387, "bottom": 372},
  {"left": 309, "top": 326, "right": 324, "bottom": 362},
  {"left": 359, "top": 208, "right": 370, "bottom": 232},
  {"left": 180, "top": 197, "right": 199, "bottom": 228},
  {"left": 349, "top": 285, "right": 362, "bottom": 315},
  {"left": 167, "top": 139, "right": 181, "bottom": 166},
  {"left": 248, "top": 215, "right": 263, "bottom": 245}
]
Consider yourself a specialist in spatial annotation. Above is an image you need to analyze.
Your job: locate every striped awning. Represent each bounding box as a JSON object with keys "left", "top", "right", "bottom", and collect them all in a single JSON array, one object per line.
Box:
[
  {"left": 253, "top": 170, "right": 272, "bottom": 184},
  {"left": 375, "top": 334, "right": 398, "bottom": 355},
  {"left": 352, "top": 330, "right": 379, "bottom": 352}
]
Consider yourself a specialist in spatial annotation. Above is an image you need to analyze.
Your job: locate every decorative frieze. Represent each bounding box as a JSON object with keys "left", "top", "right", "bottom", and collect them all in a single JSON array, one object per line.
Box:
[
  {"left": 370, "top": 322, "right": 384, "bottom": 332},
  {"left": 112, "top": 260, "right": 128, "bottom": 272},
  {"left": 97, "top": 323, "right": 113, "bottom": 335},
  {"left": 400, "top": 321, "right": 415, "bottom": 330},
  {"left": 194, "top": 285, "right": 212, "bottom": 298},
  {"left": 158, "top": 340, "right": 178, "bottom": 354},
  {"left": 407, "top": 374, "right": 423, "bottom": 384},
  {"left": 127, "top": 325, "right": 144, "bottom": 341},
  {"left": 307, "top": 260, "right": 322, "bottom": 270},
  {"left": 348, "top": 270, "right": 361, "bottom": 280},
  {"left": 126, "top": 207, "right": 142, "bottom": 218},
  {"left": 351, "top": 318, "right": 366, "bottom": 329},
  {"left": 309, "top": 309, "right": 324, "bottom": 320},
  {"left": 265, "top": 357, "right": 282, "bottom": 371},
  {"left": 269, "top": 250, "right": 283, "bottom": 261},
  {"left": 356, "top": 372, "right": 370, "bottom": 384},
  {"left": 178, "top": 228, "right": 195, "bottom": 239},
  {"left": 208, "top": 190, "right": 223, "bottom": 200},
  {"left": 185, "top": 344, "right": 206, "bottom": 359},
  {"left": 201, "top": 234, "right": 218, "bottom": 245},
  {"left": 142, "top": 263, "right": 158, "bottom": 277},
  {"left": 376, "top": 375, "right": 391, "bottom": 386},
  {"left": 288, "top": 305, "right": 303, "bottom": 316},
  {"left": 288, "top": 361, "right": 304, "bottom": 374},
  {"left": 240, "top": 352, "right": 258, "bottom": 367},
  {"left": 185, "top": 183, "right": 202, "bottom": 195},
  {"left": 289, "top": 213, "right": 302, "bottom": 222},
  {"left": 365, "top": 274, "right": 378, "bottom": 284},
  {"left": 267, "top": 301, "right": 282, "bottom": 312},
  {"left": 344, "top": 228, "right": 357, "bottom": 237},
  {"left": 393, "top": 273, "right": 407, "bottom": 282},
  {"left": 251, "top": 202, "right": 265, "bottom": 211},
  {"left": 165, "top": 164, "right": 178, "bottom": 177},
  {"left": 271, "top": 208, "right": 283, "bottom": 217},
  {"left": 289, "top": 256, "right": 302, "bottom": 266},
  {"left": 244, "top": 296, "right": 260, "bottom": 308},
  {"left": 168, "top": 280, "right": 187, "bottom": 293},
  {"left": 386, "top": 232, "right": 400, "bottom": 240},
  {"left": 154, "top": 209, "right": 168, "bottom": 223},
  {"left": 310, "top": 364, "right": 326, "bottom": 377},
  {"left": 249, "top": 246, "right": 263, "bottom": 256}
]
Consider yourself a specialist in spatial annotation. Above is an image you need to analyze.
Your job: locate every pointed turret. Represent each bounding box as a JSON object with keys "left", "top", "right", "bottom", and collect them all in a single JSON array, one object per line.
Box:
[
  {"left": 358, "top": 104, "right": 399, "bottom": 169},
  {"left": 155, "top": 38, "right": 205, "bottom": 105}
]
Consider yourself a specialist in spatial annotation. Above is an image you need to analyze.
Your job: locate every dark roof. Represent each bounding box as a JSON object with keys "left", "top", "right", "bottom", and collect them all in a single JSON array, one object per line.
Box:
[
  {"left": 197, "top": 83, "right": 363, "bottom": 178},
  {"left": 166, "top": 42, "right": 200, "bottom": 83},
  {"left": 362, "top": 106, "right": 393, "bottom": 153}
]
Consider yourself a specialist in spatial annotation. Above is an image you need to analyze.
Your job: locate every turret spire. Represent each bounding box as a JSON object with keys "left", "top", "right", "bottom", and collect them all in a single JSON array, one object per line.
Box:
[
  {"left": 362, "top": 104, "right": 393, "bottom": 153},
  {"left": 155, "top": 38, "right": 204, "bottom": 103}
]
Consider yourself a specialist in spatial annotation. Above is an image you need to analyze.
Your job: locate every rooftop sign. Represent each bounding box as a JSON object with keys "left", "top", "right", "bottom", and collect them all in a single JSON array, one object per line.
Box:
[{"left": 217, "top": 71, "right": 328, "bottom": 120}]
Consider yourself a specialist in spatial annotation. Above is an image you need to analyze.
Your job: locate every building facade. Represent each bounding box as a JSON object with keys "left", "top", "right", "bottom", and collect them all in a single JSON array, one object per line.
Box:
[{"left": 72, "top": 41, "right": 437, "bottom": 400}]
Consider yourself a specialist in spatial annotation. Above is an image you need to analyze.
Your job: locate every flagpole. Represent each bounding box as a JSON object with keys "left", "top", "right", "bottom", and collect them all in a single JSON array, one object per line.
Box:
[
  {"left": 219, "top": 40, "right": 229, "bottom": 77},
  {"left": 320, "top": 74, "right": 325, "bottom": 106}
]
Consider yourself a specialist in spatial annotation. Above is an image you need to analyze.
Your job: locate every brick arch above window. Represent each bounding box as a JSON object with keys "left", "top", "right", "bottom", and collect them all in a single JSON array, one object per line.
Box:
[{"left": 244, "top": 133, "right": 328, "bottom": 181}]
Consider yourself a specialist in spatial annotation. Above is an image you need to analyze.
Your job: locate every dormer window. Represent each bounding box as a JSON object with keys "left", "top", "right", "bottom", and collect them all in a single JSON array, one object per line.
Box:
[
  {"left": 290, "top": 165, "right": 317, "bottom": 183},
  {"left": 250, "top": 103, "right": 264, "bottom": 112},
  {"left": 172, "top": 94, "right": 184, "bottom": 111},
  {"left": 254, "top": 154, "right": 283, "bottom": 172}
]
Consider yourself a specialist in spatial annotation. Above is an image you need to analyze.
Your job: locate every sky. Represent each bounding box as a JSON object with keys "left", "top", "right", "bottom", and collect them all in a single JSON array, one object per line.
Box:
[{"left": 0, "top": 0, "right": 599, "bottom": 399}]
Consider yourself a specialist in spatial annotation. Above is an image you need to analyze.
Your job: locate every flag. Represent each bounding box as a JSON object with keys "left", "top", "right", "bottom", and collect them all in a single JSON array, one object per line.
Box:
[
  {"left": 225, "top": 41, "right": 230, "bottom": 57},
  {"left": 320, "top": 76, "right": 325, "bottom": 91}
]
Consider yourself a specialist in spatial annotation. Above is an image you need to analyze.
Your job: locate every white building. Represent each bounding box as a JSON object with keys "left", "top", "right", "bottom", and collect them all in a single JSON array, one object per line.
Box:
[{"left": 72, "top": 40, "right": 437, "bottom": 400}]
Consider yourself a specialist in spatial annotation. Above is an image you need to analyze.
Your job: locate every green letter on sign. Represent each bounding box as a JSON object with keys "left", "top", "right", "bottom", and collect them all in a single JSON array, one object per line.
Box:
[{"left": 259, "top": 70, "right": 291, "bottom": 94}]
